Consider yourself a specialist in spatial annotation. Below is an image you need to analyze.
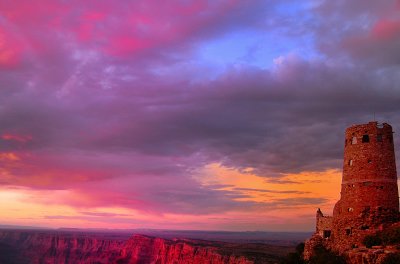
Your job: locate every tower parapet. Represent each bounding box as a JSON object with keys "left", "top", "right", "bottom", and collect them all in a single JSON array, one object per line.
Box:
[{"left": 316, "top": 208, "right": 333, "bottom": 239}]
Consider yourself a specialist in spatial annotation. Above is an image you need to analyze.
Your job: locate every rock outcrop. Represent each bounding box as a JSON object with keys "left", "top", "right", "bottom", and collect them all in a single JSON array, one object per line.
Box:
[
  {"left": 0, "top": 230, "right": 125, "bottom": 264},
  {"left": 119, "top": 235, "right": 252, "bottom": 264},
  {"left": 0, "top": 230, "right": 258, "bottom": 264},
  {"left": 344, "top": 246, "right": 398, "bottom": 264}
]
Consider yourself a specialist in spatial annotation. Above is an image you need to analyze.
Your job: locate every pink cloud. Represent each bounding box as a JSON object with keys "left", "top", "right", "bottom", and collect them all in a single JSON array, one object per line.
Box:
[
  {"left": 371, "top": 19, "right": 400, "bottom": 40},
  {"left": 315, "top": 0, "right": 400, "bottom": 68},
  {"left": 0, "top": 152, "right": 20, "bottom": 161},
  {"left": 0, "top": 25, "right": 24, "bottom": 68},
  {"left": 1, "top": 133, "right": 32, "bottom": 143},
  {"left": 340, "top": 18, "right": 400, "bottom": 66},
  {"left": 1, "top": 0, "right": 239, "bottom": 56}
]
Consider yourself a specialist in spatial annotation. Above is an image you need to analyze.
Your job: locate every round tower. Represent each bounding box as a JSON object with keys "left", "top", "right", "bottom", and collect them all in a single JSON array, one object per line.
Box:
[{"left": 332, "top": 121, "right": 399, "bottom": 251}]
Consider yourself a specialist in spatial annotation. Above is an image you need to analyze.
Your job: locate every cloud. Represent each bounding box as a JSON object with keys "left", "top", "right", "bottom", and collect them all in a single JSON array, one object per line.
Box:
[
  {"left": 269, "top": 197, "right": 329, "bottom": 207},
  {"left": 2, "top": 55, "right": 400, "bottom": 215},
  {"left": 233, "top": 187, "right": 308, "bottom": 194},
  {"left": 341, "top": 19, "right": 400, "bottom": 67},
  {"left": 0, "top": 0, "right": 400, "bottom": 221},
  {"left": 314, "top": 0, "right": 400, "bottom": 68}
]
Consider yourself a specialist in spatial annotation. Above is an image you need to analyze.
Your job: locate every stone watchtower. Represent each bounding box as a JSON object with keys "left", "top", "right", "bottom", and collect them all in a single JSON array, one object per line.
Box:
[
  {"left": 332, "top": 121, "right": 399, "bottom": 251},
  {"left": 304, "top": 121, "right": 400, "bottom": 258}
]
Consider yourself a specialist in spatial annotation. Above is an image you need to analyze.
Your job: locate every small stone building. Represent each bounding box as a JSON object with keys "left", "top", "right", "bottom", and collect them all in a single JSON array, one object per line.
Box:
[{"left": 304, "top": 121, "right": 400, "bottom": 259}]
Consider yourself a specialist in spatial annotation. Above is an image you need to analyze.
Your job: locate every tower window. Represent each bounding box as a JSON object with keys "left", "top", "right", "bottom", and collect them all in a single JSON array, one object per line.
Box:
[
  {"left": 351, "top": 137, "right": 357, "bottom": 144},
  {"left": 323, "top": 230, "right": 331, "bottom": 238},
  {"left": 346, "top": 228, "right": 352, "bottom": 236},
  {"left": 362, "top": 134, "right": 369, "bottom": 143},
  {"left": 348, "top": 207, "right": 354, "bottom": 212},
  {"left": 377, "top": 134, "right": 383, "bottom": 142},
  {"left": 348, "top": 159, "right": 353, "bottom": 166}
]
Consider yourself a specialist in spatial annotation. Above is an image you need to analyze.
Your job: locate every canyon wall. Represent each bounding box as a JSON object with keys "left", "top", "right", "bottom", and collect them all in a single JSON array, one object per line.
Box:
[{"left": 0, "top": 230, "right": 258, "bottom": 264}]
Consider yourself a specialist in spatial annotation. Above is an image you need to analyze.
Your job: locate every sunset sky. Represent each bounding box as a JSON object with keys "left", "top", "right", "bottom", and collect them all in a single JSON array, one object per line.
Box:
[{"left": 1, "top": 0, "right": 400, "bottom": 232}]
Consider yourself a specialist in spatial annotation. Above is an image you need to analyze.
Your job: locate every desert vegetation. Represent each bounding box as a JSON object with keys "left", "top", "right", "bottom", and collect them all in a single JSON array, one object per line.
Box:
[
  {"left": 363, "top": 226, "right": 400, "bottom": 248},
  {"left": 280, "top": 243, "right": 346, "bottom": 264}
]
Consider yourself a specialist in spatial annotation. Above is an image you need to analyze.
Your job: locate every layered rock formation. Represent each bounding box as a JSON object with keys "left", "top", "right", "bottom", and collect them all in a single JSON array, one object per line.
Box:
[
  {"left": 0, "top": 230, "right": 125, "bottom": 264},
  {"left": 120, "top": 235, "right": 252, "bottom": 264},
  {"left": 0, "top": 229, "right": 282, "bottom": 264}
]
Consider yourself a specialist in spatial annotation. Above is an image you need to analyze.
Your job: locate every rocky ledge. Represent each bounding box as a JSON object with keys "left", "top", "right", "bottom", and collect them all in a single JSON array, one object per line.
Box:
[{"left": 344, "top": 246, "right": 400, "bottom": 264}]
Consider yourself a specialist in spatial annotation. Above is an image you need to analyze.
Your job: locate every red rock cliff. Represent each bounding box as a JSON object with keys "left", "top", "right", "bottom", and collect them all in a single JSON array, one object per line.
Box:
[
  {"left": 0, "top": 230, "right": 253, "bottom": 264},
  {"left": 118, "top": 235, "right": 252, "bottom": 264}
]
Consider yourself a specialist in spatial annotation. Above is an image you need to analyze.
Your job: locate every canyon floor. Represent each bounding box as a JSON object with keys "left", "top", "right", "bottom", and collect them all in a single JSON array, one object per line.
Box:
[{"left": 0, "top": 228, "right": 310, "bottom": 264}]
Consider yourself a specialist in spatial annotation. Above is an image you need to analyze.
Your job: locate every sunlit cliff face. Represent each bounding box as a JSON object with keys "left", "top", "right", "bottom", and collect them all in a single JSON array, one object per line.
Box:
[{"left": 1, "top": 0, "right": 400, "bottom": 231}]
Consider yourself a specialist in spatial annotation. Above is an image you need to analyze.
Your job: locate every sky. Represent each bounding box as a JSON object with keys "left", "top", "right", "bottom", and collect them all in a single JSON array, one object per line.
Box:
[{"left": 1, "top": 0, "right": 400, "bottom": 232}]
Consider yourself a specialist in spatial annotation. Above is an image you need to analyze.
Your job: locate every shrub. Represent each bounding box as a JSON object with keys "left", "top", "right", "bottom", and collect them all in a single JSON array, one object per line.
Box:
[
  {"left": 382, "top": 253, "right": 400, "bottom": 264},
  {"left": 308, "top": 245, "right": 346, "bottom": 264},
  {"left": 280, "top": 252, "right": 304, "bottom": 264},
  {"left": 279, "top": 243, "right": 304, "bottom": 264},
  {"left": 381, "top": 227, "right": 400, "bottom": 245},
  {"left": 363, "top": 234, "right": 382, "bottom": 248},
  {"left": 363, "top": 227, "right": 400, "bottom": 248},
  {"left": 296, "top": 243, "right": 305, "bottom": 255}
]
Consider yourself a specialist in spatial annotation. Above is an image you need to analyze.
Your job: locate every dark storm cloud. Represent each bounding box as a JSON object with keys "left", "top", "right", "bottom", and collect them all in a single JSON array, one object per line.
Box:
[{"left": 74, "top": 58, "right": 400, "bottom": 175}]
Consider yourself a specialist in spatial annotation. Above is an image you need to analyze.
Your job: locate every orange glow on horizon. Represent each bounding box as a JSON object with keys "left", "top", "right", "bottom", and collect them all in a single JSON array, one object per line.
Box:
[
  {"left": 0, "top": 163, "right": 342, "bottom": 231},
  {"left": 0, "top": 152, "right": 20, "bottom": 161},
  {"left": 198, "top": 163, "right": 341, "bottom": 217}
]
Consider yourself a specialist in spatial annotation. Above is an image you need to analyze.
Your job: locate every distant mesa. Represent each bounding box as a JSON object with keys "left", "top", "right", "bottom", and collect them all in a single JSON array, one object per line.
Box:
[{"left": 304, "top": 121, "right": 400, "bottom": 263}]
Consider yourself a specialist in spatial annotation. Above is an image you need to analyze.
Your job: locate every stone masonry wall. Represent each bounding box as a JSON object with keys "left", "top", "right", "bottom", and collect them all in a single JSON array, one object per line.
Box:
[{"left": 316, "top": 209, "right": 333, "bottom": 238}]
